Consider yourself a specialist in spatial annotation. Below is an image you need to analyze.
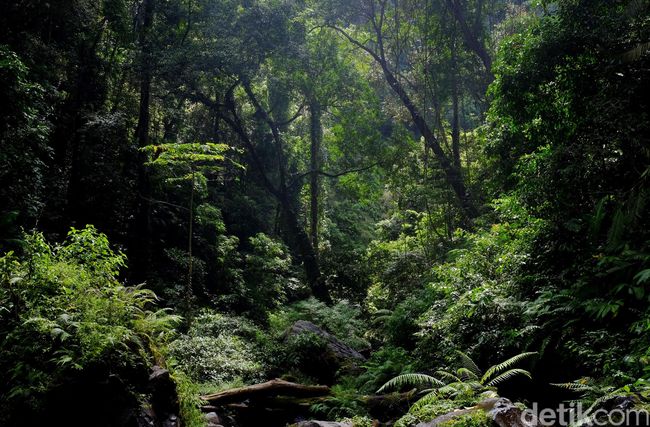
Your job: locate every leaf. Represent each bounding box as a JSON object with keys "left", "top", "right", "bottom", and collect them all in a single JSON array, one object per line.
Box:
[
  {"left": 435, "top": 370, "right": 461, "bottom": 383},
  {"left": 485, "top": 368, "right": 531, "bottom": 386},
  {"left": 634, "top": 269, "right": 650, "bottom": 285},
  {"left": 481, "top": 352, "right": 537, "bottom": 384},
  {"left": 409, "top": 390, "right": 439, "bottom": 412},
  {"left": 455, "top": 351, "right": 482, "bottom": 377},
  {"left": 550, "top": 382, "right": 593, "bottom": 392},
  {"left": 377, "top": 373, "right": 444, "bottom": 393}
]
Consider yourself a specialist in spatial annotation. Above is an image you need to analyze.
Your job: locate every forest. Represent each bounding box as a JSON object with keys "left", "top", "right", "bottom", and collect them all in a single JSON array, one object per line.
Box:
[{"left": 1, "top": 0, "right": 649, "bottom": 426}]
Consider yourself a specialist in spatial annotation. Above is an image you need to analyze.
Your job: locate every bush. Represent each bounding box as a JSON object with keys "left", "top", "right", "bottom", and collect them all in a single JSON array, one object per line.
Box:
[
  {"left": 270, "top": 297, "right": 370, "bottom": 351},
  {"left": 167, "top": 310, "right": 265, "bottom": 384},
  {"left": 0, "top": 226, "right": 178, "bottom": 424}
]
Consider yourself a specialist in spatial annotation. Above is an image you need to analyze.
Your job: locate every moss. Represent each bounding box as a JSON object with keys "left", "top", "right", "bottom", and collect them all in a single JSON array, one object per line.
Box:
[
  {"left": 396, "top": 399, "right": 495, "bottom": 427},
  {"left": 439, "top": 411, "right": 493, "bottom": 427},
  {"left": 395, "top": 400, "right": 458, "bottom": 427},
  {"left": 172, "top": 371, "right": 206, "bottom": 427},
  {"left": 340, "top": 416, "right": 374, "bottom": 427}
]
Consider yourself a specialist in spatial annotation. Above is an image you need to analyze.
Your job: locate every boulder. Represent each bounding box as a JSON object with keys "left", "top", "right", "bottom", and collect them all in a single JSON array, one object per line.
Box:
[
  {"left": 285, "top": 320, "right": 365, "bottom": 383},
  {"left": 489, "top": 398, "right": 537, "bottom": 427},
  {"left": 287, "top": 320, "right": 365, "bottom": 362},
  {"left": 149, "top": 365, "right": 180, "bottom": 421}
]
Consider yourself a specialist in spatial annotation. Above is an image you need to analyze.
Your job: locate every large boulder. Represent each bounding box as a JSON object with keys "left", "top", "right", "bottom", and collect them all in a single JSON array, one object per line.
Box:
[
  {"left": 285, "top": 320, "right": 365, "bottom": 383},
  {"left": 287, "top": 320, "right": 365, "bottom": 361}
]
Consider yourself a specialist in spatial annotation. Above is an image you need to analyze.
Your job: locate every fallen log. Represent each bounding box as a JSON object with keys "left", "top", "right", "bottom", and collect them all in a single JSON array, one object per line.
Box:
[{"left": 201, "top": 379, "right": 331, "bottom": 406}]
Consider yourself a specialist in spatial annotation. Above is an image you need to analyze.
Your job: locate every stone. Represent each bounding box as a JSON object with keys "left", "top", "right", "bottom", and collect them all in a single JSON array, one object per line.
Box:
[
  {"left": 285, "top": 320, "right": 365, "bottom": 383},
  {"left": 489, "top": 398, "right": 537, "bottom": 427},
  {"left": 205, "top": 411, "right": 222, "bottom": 427},
  {"left": 149, "top": 365, "right": 180, "bottom": 418},
  {"left": 287, "top": 320, "right": 365, "bottom": 362}
]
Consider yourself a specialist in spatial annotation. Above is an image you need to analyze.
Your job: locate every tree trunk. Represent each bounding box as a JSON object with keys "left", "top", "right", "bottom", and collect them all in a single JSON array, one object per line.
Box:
[
  {"left": 451, "top": 34, "right": 461, "bottom": 170},
  {"left": 376, "top": 57, "right": 477, "bottom": 220},
  {"left": 132, "top": 0, "right": 155, "bottom": 281},
  {"left": 444, "top": 0, "right": 492, "bottom": 75},
  {"left": 309, "top": 100, "right": 322, "bottom": 253},
  {"left": 187, "top": 169, "right": 194, "bottom": 304},
  {"left": 222, "top": 86, "right": 332, "bottom": 303},
  {"left": 280, "top": 194, "right": 331, "bottom": 304}
]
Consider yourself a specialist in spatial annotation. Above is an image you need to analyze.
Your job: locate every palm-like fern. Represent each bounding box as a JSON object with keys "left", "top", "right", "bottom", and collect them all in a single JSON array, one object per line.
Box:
[{"left": 378, "top": 350, "right": 536, "bottom": 400}]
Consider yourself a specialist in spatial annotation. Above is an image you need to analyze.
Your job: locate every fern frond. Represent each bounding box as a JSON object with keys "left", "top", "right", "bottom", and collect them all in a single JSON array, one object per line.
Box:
[
  {"left": 377, "top": 373, "right": 443, "bottom": 393},
  {"left": 550, "top": 382, "right": 593, "bottom": 392},
  {"left": 409, "top": 390, "right": 440, "bottom": 412},
  {"left": 584, "top": 390, "right": 617, "bottom": 415},
  {"left": 481, "top": 352, "right": 537, "bottom": 384},
  {"left": 435, "top": 370, "right": 461, "bottom": 383},
  {"left": 457, "top": 367, "right": 480, "bottom": 381},
  {"left": 437, "top": 383, "right": 462, "bottom": 396},
  {"left": 485, "top": 368, "right": 531, "bottom": 387},
  {"left": 456, "top": 351, "right": 482, "bottom": 377}
]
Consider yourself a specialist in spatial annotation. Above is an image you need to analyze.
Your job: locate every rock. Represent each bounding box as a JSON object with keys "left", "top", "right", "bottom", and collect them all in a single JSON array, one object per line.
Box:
[
  {"left": 149, "top": 366, "right": 180, "bottom": 419},
  {"left": 600, "top": 395, "right": 637, "bottom": 412},
  {"left": 288, "top": 320, "right": 365, "bottom": 361},
  {"left": 285, "top": 320, "right": 365, "bottom": 383},
  {"left": 205, "top": 411, "right": 222, "bottom": 427},
  {"left": 489, "top": 398, "right": 537, "bottom": 427},
  {"left": 291, "top": 421, "right": 353, "bottom": 427}
]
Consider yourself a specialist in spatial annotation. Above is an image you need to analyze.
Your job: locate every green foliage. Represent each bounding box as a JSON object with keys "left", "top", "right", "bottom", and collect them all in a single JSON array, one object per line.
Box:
[
  {"left": 311, "top": 380, "right": 369, "bottom": 420},
  {"left": 0, "top": 45, "right": 51, "bottom": 232},
  {"left": 410, "top": 196, "right": 544, "bottom": 363},
  {"left": 167, "top": 310, "right": 265, "bottom": 384},
  {"left": 172, "top": 370, "right": 208, "bottom": 427},
  {"left": 270, "top": 297, "right": 369, "bottom": 351},
  {"left": 0, "top": 226, "right": 179, "bottom": 422},
  {"left": 380, "top": 351, "right": 534, "bottom": 413},
  {"left": 338, "top": 416, "right": 374, "bottom": 427},
  {"left": 551, "top": 378, "right": 650, "bottom": 426},
  {"left": 394, "top": 400, "right": 459, "bottom": 427},
  {"left": 355, "top": 346, "right": 415, "bottom": 394}
]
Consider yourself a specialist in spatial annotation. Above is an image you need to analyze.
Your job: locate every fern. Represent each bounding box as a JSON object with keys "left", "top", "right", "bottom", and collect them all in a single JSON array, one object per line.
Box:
[
  {"left": 410, "top": 390, "right": 440, "bottom": 412},
  {"left": 485, "top": 368, "right": 531, "bottom": 387},
  {"left": 456, "top": 351, "right": 482, "bottom": 377},
  {"left": 481, "top": 352, "right": 537, "bottom": 384},
  {"left": 550, "top": 382, "right": 593, "bottom": 392},
  {"left": 457, "top": 367, "right": 480, "bottom": 381},
  {"left": 377, "top": 373, "right": 444, "bottom": 393},
  {"left": 435, "top": 370, "right": 461, "bottom": 383}
]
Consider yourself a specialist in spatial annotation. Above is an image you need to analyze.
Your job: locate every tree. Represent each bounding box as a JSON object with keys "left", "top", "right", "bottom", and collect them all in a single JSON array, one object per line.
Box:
[{"left": 142, "top": 142, "right": 229, "bottom": 306}]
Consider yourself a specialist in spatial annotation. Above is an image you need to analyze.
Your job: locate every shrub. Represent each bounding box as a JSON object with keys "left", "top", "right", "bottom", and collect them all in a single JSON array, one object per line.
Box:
[
  {"left": 0, "top": 226, "right": 179, "bottom": 424},
  {"left": 270, "top": 297, "right": 370, "bottom": 351},
  {"left": 167, "top": 310, "right": 265, "bottom": 384}
]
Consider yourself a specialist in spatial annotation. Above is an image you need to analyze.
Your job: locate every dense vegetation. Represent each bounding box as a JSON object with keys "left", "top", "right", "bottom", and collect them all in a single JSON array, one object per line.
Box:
[{"left": 1, "top": 0, "right": 649, "bottom": 426}]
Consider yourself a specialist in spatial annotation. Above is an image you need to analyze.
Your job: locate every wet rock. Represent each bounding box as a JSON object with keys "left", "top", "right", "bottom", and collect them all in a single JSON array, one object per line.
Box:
[
  {"left": 206, "top": 411, "right": 223, "bottom": 427},
  {"left": 489, "top": 398, "right": 537, "bottom": 427},
  {"left": 149, "top": 366, "right": 179, "bottom": 420}
]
